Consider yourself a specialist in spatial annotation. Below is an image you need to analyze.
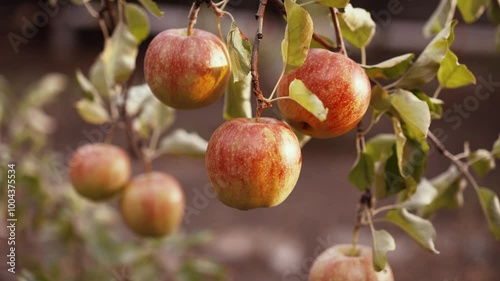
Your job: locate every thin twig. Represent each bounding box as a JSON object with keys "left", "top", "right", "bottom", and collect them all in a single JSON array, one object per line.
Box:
[
  {"left": 428, "top": 131, "right": 480, "bottom": 191},
  {"left": 103, "top": 0, "right": 116, "bottom": 30},
  {"left": 329, "top": 7, "right": 346, "bottom": 56},
  {"left": 187, "top": 0, "right": 203, "bottom": 36},
  {"left": 251, "top": 0, "right": 272, "bottom": 121}
]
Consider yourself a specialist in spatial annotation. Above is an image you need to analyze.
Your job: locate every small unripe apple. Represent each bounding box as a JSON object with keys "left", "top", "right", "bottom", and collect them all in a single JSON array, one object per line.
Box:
[
  {"left": 277, "top": 49, "right": 371, "bottom": 138},
  {"left": 205, "top": 118, "right": 302, "bottom": 210},
  {"left": 120, "top": 172, "right": 185, "bottom": 238},
  {"left": 144, "top": 28, "right": 231, "bottom": 110},
  {"left": 69, "top": 143, "right": 131, "bottom": 201},
  {"left": 309, "top": 244, "right": 394, "bottom": 281}
]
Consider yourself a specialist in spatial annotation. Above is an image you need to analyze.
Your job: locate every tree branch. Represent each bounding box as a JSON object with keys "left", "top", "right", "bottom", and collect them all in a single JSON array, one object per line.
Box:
[
  {"left": 251, "top": 0, "right": 272, "bottom": 121},
  {"left": 329, "top": 7, "right": 346, "bottom": 56}
]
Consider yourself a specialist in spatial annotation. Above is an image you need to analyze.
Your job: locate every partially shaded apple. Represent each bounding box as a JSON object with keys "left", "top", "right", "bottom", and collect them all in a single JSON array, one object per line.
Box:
[
  {"left": 309, "top": 244, "right": 394, "bottom": 281},
  {"left": 277, "top": 49, "right": 371, "bottom": 138},
  {"left": 144, "top": 28, "right": 231, "bottom": 109},
  {"left": 69, "top": 143, "right": 131, "bottom": 201},
  {"left": 205, "top": 118, "right": 302, "bottom": 210},
  {"left": 120, "top": 172, "right": 185, "bottom": 238}
]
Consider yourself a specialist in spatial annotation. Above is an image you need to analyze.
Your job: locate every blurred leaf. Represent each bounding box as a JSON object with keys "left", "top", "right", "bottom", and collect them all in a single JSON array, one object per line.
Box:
[
  {"left": 310, "top": 34, "right": 336, "bottom": 49},
  {"left": 158, "top": 129, "right": 208, "bottom": 158},
  {"left": 371, "top": 230, "right": 396, "bottom": 272},
  {"left": 22, "top": 73, "right": 67, "bottom": 109},
  {"left": 177, "top": 258, "right": 227, "bottom": 281},
  {"left": 397, "top": 20, "right": 457, "bottom": 89},
  {"left": 370, "top": 85, "right": 392, "bottom": 112},
  {"left": 318, "top": 0, "right": 350, "bottom": 8},
  {"left": 438, "top": 49, "right": 476, "bottom": 88},
  {"left": 75, "top": 69, "right": 100, "bottom": 101},
  {"left": 488, "top": 0, "right": 500, "bottom": 24},
  {"left": 386, "top": 208, "right": 439, "bottom": 253},
  {"left": 24, "top": 108, "right": 57, "bottom": 135},
  {"left": 282, "top": 0, "right": 314, "bottom": 74},
  {"left": 412, "top": 90, "right": 443, "bottom": 119},
  {"left": 134, "top": 87, "right": 176, "bottom": 137},
  {"left": 477, "top": 187, "right": 500, "bottom": 239},
  {"left": 288, "top": 79, "right": 328, "bottom": 121},
  {"left": 224, "top": 73, "right": 252, "bottom": 120},
  {"left": 366, "top": 134, "right": 396, "bottom": 162},
  {"left": 138, "top": 0, "right": 164, "bottom": 18},
  {"left": 227, "top": 22, "right": 252, "bottom": 82},
  {"left": 363, "top": 54, "right": 415, "bottom": 80},
  {"left": 457, "top": 0, "right": 489, "bottom": 23},
  {"left": 391, "top": 89, "right": 430, "bottom": 141},
  {"left": 402, "top": 178, "right": 438, "bottom": 209},
  {"left": 420, "top": 166, "right": 466, "bottom": 217},
  {"left": 348, "top": 152, "right": 375, "bottom": 191},
  {"left": 75, "top": 99, "right": 110, "bottom": 125},
  {"left": 468, "top": 149, "right": 496, "bottom": 177},
  {"left": 127, "top": 83, "right": 154, "bottom": 116},
  {"left": 89, "top": 59, "right": 110, "bottom": 97},
  {"left": 337, "top": 4, "right": 376, "bottom": 49},
  {"left": 423, "top": 0, "right": 457, "bottom": 38},
  {"left": 125, "top": 3, "right": 150, "bottom": 44},
  {"left": 492, "top": 134, "right": 500, "bottom": 158}
]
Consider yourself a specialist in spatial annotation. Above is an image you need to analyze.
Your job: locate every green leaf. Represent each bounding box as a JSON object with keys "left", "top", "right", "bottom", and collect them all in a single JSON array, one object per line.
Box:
[
  {"left": 22, "top": 73, "right": 67, "bottom": 109},
  {"left": 468, "top": 149, "right": 496, "bottom": 177},
  {"left": 402, "top": 178, "right": 438, "bottom": 209},
  {"left": 158, "top": 129, "right": 208, "bottom": 158},
  {"left": 127, "top": 83, "right": 154, "bottom": 116},
  {"left": 177, "top": 258, "right": 227, "bottom": 281},
  {"left": 337, "top": 4, "right": 376, "bottom": 49},
  {"left": 412, "top": 90, "right": 443, "bottom": 119},
  {"left": 138, "top": 0, "right": 164, "bottom": 18},
  {"left": 363, "top": 53, "right": 415, "bottom": 80},
  {"left": 457, "top": 0, "right": 489, "bottom": 23},
  {"left": 366, "top": 134, "right": 396, "bottom": 162},
  {"left": 227, "top": 22, "right": 252, "bottom": 82},
  {"left": 420, "top": 166, "right": 466, "bottom": 217},
  {"left": 75, "top": 99, "right": 110, "bottom": 125},
  {"left": 375, "top": 146, "right": 407, "bottom": 199},
  {"left": 133, "top": 85, "right": 176, "bottom": 137},
  {"left": 423, "top": 0, "right": 457, "bottom": 38},
  {"left": 125, "top": 3, "right": 150, "bottom": 44},
  {"left": 391, "top": 89, "right": 431, "bottom": 141},
  {"left": 75, "top": 70, "right": 99, "bottom": 101},
  {"left": 492, "top": 134, "right": 500, "bottom": 158},
  {"left": 348, "top": 152, "right": 375, "bottom": 191},
  {"left": 438, "top": 49, "right": 476, "bottom": 88},
  {"left": 371, "top": 230, "right": 396, "bottom": 272},
  {"left": 292, "top": 128, "right": 312, "bottom": 148},
  {"left": 477, "top": 187, "right": 500, "bottom": 239},
  {"left": 310, "top": 33, "right": 336, "bottom": 50},
  {"left": 89, "top": 59, "right": 110, "bottom": 97},
  {"left": 397, "top": 20, "right": 457, "bottom": 89},
  {"left": 318, "top": 0, "right": 350, "bottom": 8},
  {"left": 488, "top": 0, "right": 500, "bottom": 25},
  {"left": 386, "top": 209, "right": 439, "bottom": 253},
  {"left": 100, "top": 22, "right": 138, "bottom": 84},
  {"left": 288, "top": 79, "right": 329, "bottom": 121},
  {"left": 282, "top": 0, "right": 314, "bottom": 74},
  {"left": 370, "top": 85, "right": 392, "bottom": 113},
  {"left": 224, "top": 73, "right": 252, "bottom": 120}
]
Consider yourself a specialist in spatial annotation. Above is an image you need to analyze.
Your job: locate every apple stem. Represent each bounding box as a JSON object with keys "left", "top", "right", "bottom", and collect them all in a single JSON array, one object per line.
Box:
[
  {"left": 187, "top": 1, "right": 203, "bottom": 36},
  {"left": 329, "top": 7, "right": 347, "bottom": 56},
  {"left": 251, "top": 0, "right": 272, "bottom": 121}
]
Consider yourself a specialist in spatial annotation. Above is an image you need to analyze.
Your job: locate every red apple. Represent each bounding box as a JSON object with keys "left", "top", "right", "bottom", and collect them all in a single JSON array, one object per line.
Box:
[
  {"left": 69, "top": 143, "right": 131, "bottom": 201},
  {"left": 120, "top": 172, "right": 185, "bottom": 237},
  {"left": 309, "top": 244, "right": 394, "bottom": 281},
  {"left": 144, "top": 28, "right": 231, "bottom": 110},
  {"left": 277, "top": 49, "right": 371, "bottom": 138},
  {"left": 205, "top": 118, "right": 302, "bottom": 210}
]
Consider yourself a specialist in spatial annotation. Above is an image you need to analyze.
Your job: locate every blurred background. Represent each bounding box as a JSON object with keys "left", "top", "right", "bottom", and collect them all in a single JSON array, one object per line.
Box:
[{"left": 1, "top": 0, "right": 500, "bottom": 280}]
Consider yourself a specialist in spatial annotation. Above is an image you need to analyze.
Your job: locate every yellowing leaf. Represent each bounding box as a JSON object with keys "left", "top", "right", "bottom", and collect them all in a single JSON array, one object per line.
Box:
[
  {"left": 138, "top": 0, "right": 164, "bottom": 18},
  {"left": 468, "top": 149, "right": 495, "bottom": 177},
  {"left": 457, "top": 0, "right": 488, "bottom": 23},
  {"left": 337, "top": 4, "right": 376, "bottom": 49},
  {"left": 423, "top": 0, "right": 457, "bottom": 38},
  {"left": 224, "top": 73, "right": 252, "bottom": 120},
  {"left": 477, "top": 187, "right": 500, "bottom": 240},
  {"left": 125, "top": 3, "right": 150, "bottom": 44},
  {"left": 288, "top": 79, "right": 328, "bottom": 122},
  {"left": 227, "top": 22, "right": 252, "bottom": 82},
  {"left": 318, "top": 0, "right": 350, "bottom": 8},
  {"left": 282, "top": 0, "right": 313, "bottom": 74},
  {"left": 438, "top": 49, "right": 476, "bottom": 88},
  {"left": 75, "top": 99, "right": 110, "bottom": 125}
]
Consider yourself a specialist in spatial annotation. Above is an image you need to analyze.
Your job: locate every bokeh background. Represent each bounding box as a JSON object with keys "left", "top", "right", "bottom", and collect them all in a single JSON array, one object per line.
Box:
[{"left": 1, "top": 0, "right": 500, "bottom": 280}]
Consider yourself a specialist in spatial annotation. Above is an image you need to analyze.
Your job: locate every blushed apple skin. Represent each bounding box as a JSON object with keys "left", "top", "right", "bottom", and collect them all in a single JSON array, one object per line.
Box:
[
  {"left": 120, "top": 172, "right": 185, "bottom": 238},
  {"left": 205, "top": 118, "right": 302, "bottom": 210},
  {"left": 144, "top": 28, "right": 231, "bottom": 110},
  {"left": 277, "top": 49, "right": 371, "bottom": 138},
  {"left": 309, "top": 244, "right": 394, "bottom": 281},
  {"left": 69, "top": 143, "right": 131, "bottom": 201}
]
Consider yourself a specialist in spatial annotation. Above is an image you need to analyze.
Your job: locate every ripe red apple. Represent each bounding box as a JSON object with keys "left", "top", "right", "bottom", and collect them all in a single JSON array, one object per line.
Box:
[
  {"left": 120, "top": 172, "right": 185, "bottom": 237},
  {"left": 309, "top": 244, "right": 394, "bottom": 281},
  {"left": 69, "top": 143, "right": 131, "bottom": 201},
  {"left": 277, "top": 49, "right": 371, "bottom": 138},
  {"left": 144, "top": 28, "right": 231, "bottom": 110},
  {"left": 205, "top": 118, "right": 302, "bottom": 210}
]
